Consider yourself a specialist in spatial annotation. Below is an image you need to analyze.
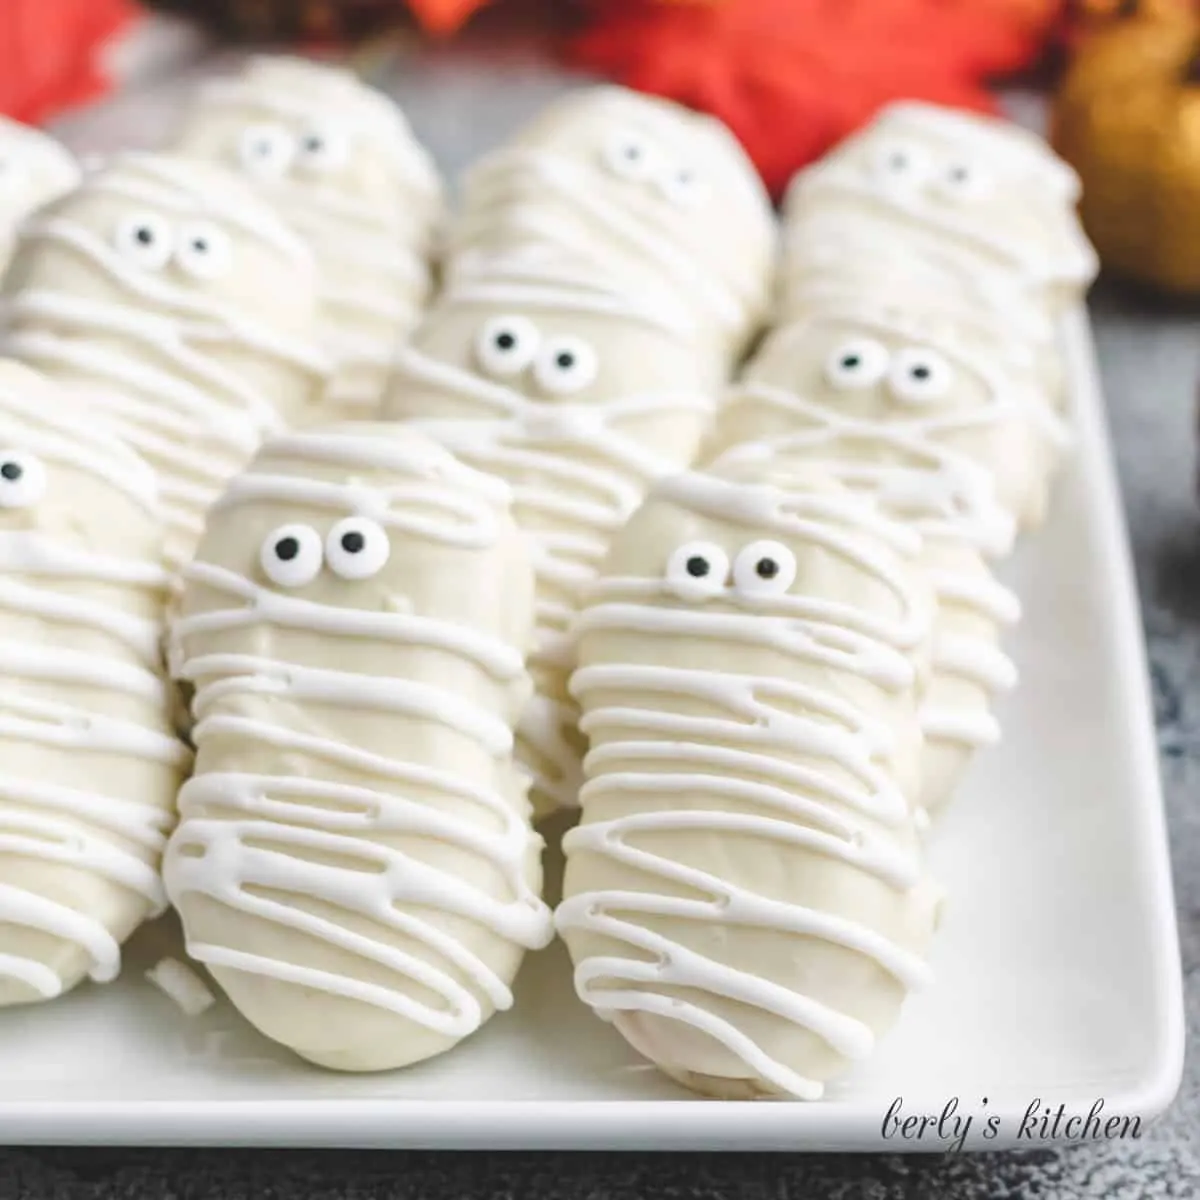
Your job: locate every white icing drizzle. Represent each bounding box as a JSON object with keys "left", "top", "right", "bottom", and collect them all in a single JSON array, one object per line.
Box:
[
  {"left": 778, "top": 241, "right": 1058, "bottom": 355},
  {"left": 559, "top": 467, "right": 935, "bottom": 1100},
  {"left": 713, "top": 412, "right": 1022, "bottom": 756},
  {"left": 751, "top": 305, "right": 1068, "bottom": 452},
  {"left": 388, "top": 278, "right": 715, "bottom": 808},
  {"left": 873, "top": 102, "right": 1084, "bottom": 201},
  {"left": 164, "top": 429, "right": 553, "bottom": 1036},
  {"left": 0, "top": 384, "right": 188, "bottom": 998},
  {"left": 177, "top": 64, "right": 442, "bottom": 409},
  {"left": 0, "top": 155, "right": 333, "bottom": 562},
  {"left": 787, "top": 120, "right": 1097, "bottom": 287},
  {"left": 450, "top": 89, "right": 773, "bottom": 343},
  {"left": 83, "top": 152, "right": 313, "bottom": 266},
  {"left": 194, "top": 64, "right": 442, "bottom": 203}
]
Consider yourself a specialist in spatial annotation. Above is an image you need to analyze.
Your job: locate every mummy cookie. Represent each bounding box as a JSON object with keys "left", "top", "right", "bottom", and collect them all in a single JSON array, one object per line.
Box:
[
  {"left": 165, "top": 424, "right": 553, "bottom": 1071},
  {"left": 0, "top": 361, "right": 190, "bottom": 1007},
  {"left": 558, "top": 458, "right": 942, "bottom": 1100},
  {"left": 783, "top": 102, "right": 1097, "bottom": 310},
  {"left": 172, "top": 56, "right": 443, "bottom": 415},
  {"left": 448, "top": 86, "right": 776, "bottom": 366},
  {"left": 721, "top": 301, "right": 1066, "bottom": 530},
  {"left": 712, "top": 425, "right": 1020, "bottom": 812},
  {"left": 0, "top": 118, "right": 79, "bottom": 271},
  {"left": 0, "top": 153, "right": 329, "bottom": 566},
  {"left": 384, "top": 273, "right": 716, "bottom": 815}
]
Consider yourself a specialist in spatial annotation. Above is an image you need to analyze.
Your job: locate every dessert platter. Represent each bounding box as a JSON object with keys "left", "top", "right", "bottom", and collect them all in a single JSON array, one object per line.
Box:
[{"left": 0, "top": 60, "right": 1183, "bottom": 1149}]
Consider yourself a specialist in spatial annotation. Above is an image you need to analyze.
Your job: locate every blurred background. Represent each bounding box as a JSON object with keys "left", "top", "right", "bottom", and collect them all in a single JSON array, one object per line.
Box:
[{"left": 13, "top": 0, "right": 1200, "bottom": 300}]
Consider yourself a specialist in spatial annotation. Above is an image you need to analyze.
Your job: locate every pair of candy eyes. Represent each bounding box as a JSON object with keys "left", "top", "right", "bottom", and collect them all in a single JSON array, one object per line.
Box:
[
  {"left": 601, "top": 131, "right": 708, "bottom": 208},
  {"left": 112, "top": 211, "right": 231, "bottom": 279},
  {"left": 238, "top": 123, "right": 348, "bottom": 178},
  {"left": 260, "top": 517, "right": 391, "bottom": 588},
  {"left": 872, "top": 142, "right": 992, "bottom": 200},
  {"left": 475, "top": 316, "right": 598, "bottom": 396},
  {"left": 0, "top": 452, "right": 45, "bottom": 509},
  {"left": 666, "top": 539, "right": 798, "bottom": 599},
  {"left": 825, "top": 339, "right": 953, "bottom": 402}
]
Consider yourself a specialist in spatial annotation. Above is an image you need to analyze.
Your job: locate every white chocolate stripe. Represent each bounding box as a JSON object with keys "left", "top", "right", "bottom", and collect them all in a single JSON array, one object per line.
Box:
[
  {"left": 0, "top": 951, "right": 63, "bottom": 999},
  {"left": 85, "top": 153, "right": 313, "bottom": 265},
  {"left": 459, "top": 151, "right": 746, "bottom": 331},
  {"left": 575, "top": 600, "right": 917, "bottom": 691},
  {"left": 3, "top": 291, "right": 284, "bottom": 433},
  {"left": 0, "top": 883, "right": 122, "bottom": 986},
  {"left": 176, "top": 561, "right": 525, "bottom": 682},
  {"left": 17, "top": 218, "right": 321, "bottom": 375},
  {"left": 183, "top": 652, "right": 514, "bottom": 757},
  {"left": 932, "top": 634, "right": 1017, "bottom": 694},
  {"left": 0, "top": 578, "right": 161, "bottom": 665},
  {"left": 0, "top": 531, "right": 170, "bottom": 590},
  {"left": 0, "top": 383, "right": 160, "bottom": 511}
]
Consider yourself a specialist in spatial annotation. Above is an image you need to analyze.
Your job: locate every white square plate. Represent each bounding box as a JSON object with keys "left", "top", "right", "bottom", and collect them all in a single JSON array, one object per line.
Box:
[{"left": 0, "top": 309, "right": 1184, "bottom": 1151}]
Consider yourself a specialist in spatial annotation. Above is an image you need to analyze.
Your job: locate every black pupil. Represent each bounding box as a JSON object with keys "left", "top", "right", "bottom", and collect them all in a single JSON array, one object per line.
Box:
[
  {"left": 951, "top": 166, "right": 968, "bottom": 181},
  {"left": 1, "top": 462, "right": 21, "bottom": 482},
  {"left": 756, "top": 558, "right": 779, "bottom": 580},
  {"left": 556, "top": 352, "right": 575, "bottom": 370},
  {"left": 193, "top": 238, "right": 208, "bottom": 254},
  {"left": 625, "top": 144, "right": 641, "bottom": 160},
  {"left": 341, "top": 531, "right": 366, "bottom": 554},
  {"left": 841, "top": 355, "right": 861, "bottom": 370},
  {"left": 496, "top": 332, "right": 516, "bottom": 351},
  {"left": 276, "top": 536, "right": 300, "bottom": 562},
  {"left": 306, "top": 137, "right": 323, "bottom": 152},
  {"left": 911, "top": 365, "right": 932, "bottom": 381},
  {"left": 686, "top": 556, "right": 709, "bottom": 578},
  {"left": 890, "top": 154, "right": 907, "bottom": 171},
  {"left": 136, "top": 227, "right": 154, "bottom": 245}
]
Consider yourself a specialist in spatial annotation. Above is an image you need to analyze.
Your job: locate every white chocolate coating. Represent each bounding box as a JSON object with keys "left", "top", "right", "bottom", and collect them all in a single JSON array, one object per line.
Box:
[
  {"left": 721, "top": 300, "right": 1066, "bottom": 530},
  {"left": 711, "top": 425, "right": 1019, "bottom": 812},
  {"left": 782, "top": 102, "right": 1097, "bottom": 305},
  {"left": 447, "top": 86, "right": 776, "bottom": 364},
  {"left": 383, "top": 273, "right": 716, "bottom": 814},
  {"left": 558, "top": 460, "right": 941, "bottom": 1099},
  {"left": 0, "top": 360, "right": 190, "bottom": 1007},
  {"left": 0, "top": 118, "right": 80, "bottom": 272},
  {"left": 0, "top": 153, "right": 329, "bottom": 566},
  {"left": 171, "top": 56, "right": 443, "bottom": 415},
  {"left": 164, "top": 424, "right": 553, "bottom": 1071}
]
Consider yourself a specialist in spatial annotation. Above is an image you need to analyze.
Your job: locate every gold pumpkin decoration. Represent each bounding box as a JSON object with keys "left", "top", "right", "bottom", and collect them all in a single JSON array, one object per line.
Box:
[{"left": 1052, "top": 0, "right": 1200, "bottom": 293}]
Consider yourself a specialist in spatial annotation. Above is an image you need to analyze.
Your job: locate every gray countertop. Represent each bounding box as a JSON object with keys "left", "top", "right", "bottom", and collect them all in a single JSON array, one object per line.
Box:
[{"left": 1, "top": 39, "right": 1196, "bottom": 1200}]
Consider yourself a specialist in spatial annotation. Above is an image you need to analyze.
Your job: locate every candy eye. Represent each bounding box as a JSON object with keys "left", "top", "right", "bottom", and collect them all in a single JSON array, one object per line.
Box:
[
  {"left": 534, "top": 336, "right": 598, "bottom": 396},
  {"left": 175, "top": 221, "right": 231, "bottom": 280},
  {"left": 665, "top": 540, "right": 730, "bottom": 600},
  {"left": 296, "top": 126, "right": 350, "bottom": 174},
  {"left": 0, "top": 451, "right": 46, "bottom": 510},
  {"left": 659, "top": 165, "right": 708, "bottom": 208},
  {"left": 602, "top": 130, "right": 658, "bottom": 181},
  {"left": 326, "top": 516, "right": 390, "bottom": 581},
  {"left": 259, "top": 523, "right": 323, "bottom": 588},
  {"left": 824, "top": 338, "right": 890, "bottom": 389},
  {"left": 238, "top": 123, "right": 295, "bottom": 178},
  {"left": 113, "top": 211, "right": 173, "bottom": 271},
  {"left": 889, "top": 347, "right": 954, "bottom": 405},
  {"left": 732, "top": 540, "right": 797, "bottom": 597},
  {"left": 936, "top": 161, "right": 992, "bottom": 201},
  {"left": 872, "top": 141, "right": 929, "bottom": 188},
  {"left": 475, "top": 315, "right": 540, "bottom": 378}
]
